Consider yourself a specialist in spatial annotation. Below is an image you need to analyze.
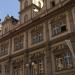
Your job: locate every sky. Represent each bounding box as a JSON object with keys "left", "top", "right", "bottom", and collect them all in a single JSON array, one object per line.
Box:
[{"left": 0, "top": 0, "right": 19, "bottom": 22}]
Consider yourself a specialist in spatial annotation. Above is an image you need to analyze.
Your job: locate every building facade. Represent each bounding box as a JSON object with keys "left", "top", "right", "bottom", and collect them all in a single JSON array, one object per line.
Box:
[{"left": 0, "top": 0, "right": 75, "bottom": 75}]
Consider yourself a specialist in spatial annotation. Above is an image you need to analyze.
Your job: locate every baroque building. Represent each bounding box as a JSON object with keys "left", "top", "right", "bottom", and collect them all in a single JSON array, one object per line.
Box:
[{"left": 0, "top": 0, "right": 75, "bottom": 75}]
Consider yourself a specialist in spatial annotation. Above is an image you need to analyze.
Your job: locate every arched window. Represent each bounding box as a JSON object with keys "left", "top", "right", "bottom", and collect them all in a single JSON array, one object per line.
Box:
[
  {"left": 25, "top": 1, "right": 28, "bottom": 8},
  {"left": 24, "top": 15, "right": 28, "bottom": 22}
]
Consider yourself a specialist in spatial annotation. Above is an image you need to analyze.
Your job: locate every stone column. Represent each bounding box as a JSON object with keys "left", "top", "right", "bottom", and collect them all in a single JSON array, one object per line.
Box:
[
  {"left": 70, "top": 36, "right": 75, "bottom": 68},
  {"left": 45, "top": 46, "right": 53, "bottom": 75},
  {"left": 24, "top": 51, "right": 29, "bottom": 75}
]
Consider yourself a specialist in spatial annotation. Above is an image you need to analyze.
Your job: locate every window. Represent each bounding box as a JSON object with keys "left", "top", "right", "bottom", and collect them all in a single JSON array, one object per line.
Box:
[
  {"left": 25, "top": 1, "right": 28, "bottom": 8},
  {"left": 0, "top": 42, "right": 8, "bottom": 56},
  {"left": 4, "top": 63, "right": 9, "bottom": 75},
  {"left": 30, "top": 51, "right": 45, "bottom": 75},
  {"left": 55, "top": 51, "right": 73, "bottom": 71},
  {"left": 51, "top": 0, "right": 55, "bottom": 8},
  {"left": 24, "top": 15, "right": 28, "bottom": 22},
  {"left": 13, "top": 58, "right": 23, "bottom": 75},
  {"left": 14, "top": 35, "right": 24, "bottom": 51},
  {"left": 32, "top": 0, "right": 43, "bottom": 8},
  {"left": 51, "top": 15, "right": 67, "bottom": 36},
  {"left": 31, "top": 25, "right": 43, "bottom": 44},
  {"left": 4, "top": 27, "right": 8, "bottom": 33}
]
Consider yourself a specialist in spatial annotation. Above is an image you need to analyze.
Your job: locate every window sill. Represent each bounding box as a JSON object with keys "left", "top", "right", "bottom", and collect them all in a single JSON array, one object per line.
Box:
[
  {"left": 55, "top": 68, "right": 75, "bottom": 75},
  {"left": 52, "top": 30, "right": 67, "bottom": 37},
  {"left": 50, "top": 30, "right": 69, "bottom": 40}
]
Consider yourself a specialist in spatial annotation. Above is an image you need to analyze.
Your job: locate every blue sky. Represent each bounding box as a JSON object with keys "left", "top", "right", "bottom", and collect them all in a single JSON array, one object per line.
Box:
[{"left": 0, "top": 0, "right": 19, "bottom": 22}]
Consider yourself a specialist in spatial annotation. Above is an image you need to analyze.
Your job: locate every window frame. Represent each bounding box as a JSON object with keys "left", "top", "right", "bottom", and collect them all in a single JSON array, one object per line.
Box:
[
  {"left": 53, "top": 49, "right": 73, "bottom": 72},
  {"left": 31, "top": 25, "right": 44, "bottom": 45},
  {"left": 14, "top": 34, "right": 24, "bottom": 51},
  {"left": 51, "top": 15, "right": 67, "bottom": 37}
]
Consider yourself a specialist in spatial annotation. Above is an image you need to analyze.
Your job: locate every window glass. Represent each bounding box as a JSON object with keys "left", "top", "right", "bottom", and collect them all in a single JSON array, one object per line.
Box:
[
  {"left": 51, "top": 15, "right": 67, "bottom": 36},
  {"left": 55, "top": 51, "right": 73, "bottom": 71},
  {"left": 14, "top": 35, "right": 24, "bottom": 51},
  {"left": 0, "top": 42, "right": 8, "bottom": 56},
  {"left": 30, "top": 51, "right": 45, "bottom": 75},
  {"left": 31, "top": 25, "right": 43, "bottom": 44},
  {"left": 13, "top": 58, "right": 23, "bottom": 75},
  {"left": 25, "top": 1, "right": 28, "bottom": 8}
]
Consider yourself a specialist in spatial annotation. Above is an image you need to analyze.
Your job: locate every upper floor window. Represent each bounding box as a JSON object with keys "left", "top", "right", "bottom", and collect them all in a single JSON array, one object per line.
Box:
[
  {"left": 24, "top": 15, "right": 28, "bottom": 22},
  {"left": 14, "top": 35, "right": 24, "bottom": 51},
  {"left": 31, "top": 25, "right": 43, "bottom": 44},
  {"left": 50, "top": 0, "right": 56, "bottom": 8},
  {"left": 51, "top": 15, "right": 67, "bottom": 36},
  {"left": 25, "top": 1, "right": 28, "bottom": 8},
  {"left": 0, "top": 42, "right": 8, "bottom": 56},
  {"left": 55, "top": 51, "right": 73, "bottom": 71},
  {"left": 4, "top": 27, "right": 8, "bottom": 33}
]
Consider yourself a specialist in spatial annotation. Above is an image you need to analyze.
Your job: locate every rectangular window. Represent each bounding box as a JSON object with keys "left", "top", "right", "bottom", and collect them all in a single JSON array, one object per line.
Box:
[
  {"left": 14, "top": 35, "right": 24, "bottom": 51},
  {"left": 54, "top": 51, "right": 73, "bottom": 71},
  {"left": 13, "top": 58, "right": 23, "bottom": 75},
  {"left": 51, "top": 15, "right": 67, "bottom": 36},
  {"left": 31, "top": 25, "right": 43, "bottom": 44},
  {"left": 30, "top": 51, "right": 45, "bottom": 75},
  {"left": 4, "top": 62, "right": 9, "bottom": 75},
  {"left": 0, "top": 42, "right": 8, "bottom": 56}
]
